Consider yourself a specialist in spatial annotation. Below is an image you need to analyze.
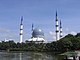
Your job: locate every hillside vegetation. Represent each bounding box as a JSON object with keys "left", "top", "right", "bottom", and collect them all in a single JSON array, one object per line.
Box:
[{"left": 0, "top": 33, "right": 80, "bottom": 53}]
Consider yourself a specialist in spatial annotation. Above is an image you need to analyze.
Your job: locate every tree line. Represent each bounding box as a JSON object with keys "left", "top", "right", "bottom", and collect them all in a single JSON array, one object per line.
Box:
[{"left": 0, "top": 33, "right": 80, "bottom": 53}]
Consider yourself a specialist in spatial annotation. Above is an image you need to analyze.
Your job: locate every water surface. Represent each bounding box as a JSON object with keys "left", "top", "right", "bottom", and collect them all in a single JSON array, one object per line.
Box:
[{"left": 0, "top": 52, "right": 63, "bottom": 60}]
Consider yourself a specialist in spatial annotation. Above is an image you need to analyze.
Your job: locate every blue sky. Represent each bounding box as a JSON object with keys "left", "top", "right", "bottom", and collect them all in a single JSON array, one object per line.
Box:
[{"left": 0, "top": 0, "right": 80, "bottom": 42}]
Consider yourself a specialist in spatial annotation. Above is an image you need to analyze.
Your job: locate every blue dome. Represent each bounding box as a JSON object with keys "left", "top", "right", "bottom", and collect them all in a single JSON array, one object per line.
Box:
[{"left": 32, "top": 28, "right": 44, "bottom": 38}]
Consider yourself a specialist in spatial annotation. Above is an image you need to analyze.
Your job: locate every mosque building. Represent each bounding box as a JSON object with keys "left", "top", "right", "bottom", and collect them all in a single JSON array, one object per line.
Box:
[
  {"left": 19, "top": 11, "right": 63, "bottom": 43},
  {"left": 28, "top": 24, "right": 45, "bottom": 43}
]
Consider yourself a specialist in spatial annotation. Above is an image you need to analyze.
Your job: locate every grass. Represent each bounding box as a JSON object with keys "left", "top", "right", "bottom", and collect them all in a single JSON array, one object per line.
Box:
[{"left": 61, "top": 51, "right": 78, "bottom": 55}]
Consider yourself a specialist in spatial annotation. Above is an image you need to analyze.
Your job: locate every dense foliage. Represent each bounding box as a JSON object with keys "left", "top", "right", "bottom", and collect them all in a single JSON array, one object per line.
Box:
[{"left": 0, "top": 33, "right": 80, "bottom": 53}]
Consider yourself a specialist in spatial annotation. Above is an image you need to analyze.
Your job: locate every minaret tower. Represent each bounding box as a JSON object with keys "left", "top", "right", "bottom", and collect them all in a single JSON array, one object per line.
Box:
[
  {"left": 31, "top": 23, "right": 34, "bottom": 38},
  {"left": 20, "top": 16, "right": 23, "bottom": 43},
  {"left": 32, "top": 23, "right": 34, "bottom": 31},
  {"left": 60, "top": 20, "right": 62, "bottom": 39},
  {"left": 55, "top": 11, "right": 59, "bottom": 40}
]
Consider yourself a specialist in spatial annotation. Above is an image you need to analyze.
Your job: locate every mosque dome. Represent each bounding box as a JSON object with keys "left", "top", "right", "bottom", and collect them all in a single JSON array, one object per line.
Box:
[{"left": 32, "top": 28, "right": 44, "bottom": 38}]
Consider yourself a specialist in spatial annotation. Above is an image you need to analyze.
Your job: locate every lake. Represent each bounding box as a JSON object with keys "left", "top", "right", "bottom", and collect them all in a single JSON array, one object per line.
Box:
[{"left": 0, "top": 52, "right": 63, "bottom": 60}]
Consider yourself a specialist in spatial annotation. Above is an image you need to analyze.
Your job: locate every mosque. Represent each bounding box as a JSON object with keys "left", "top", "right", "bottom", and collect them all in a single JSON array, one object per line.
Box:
[
  {"left": 19, "top": 11, "right": 63, "bottom": 43},
  {"left": 28, "top": 26, "right": 45, "bottom": 43},
  {"left": 19, "top": 17, "right": 45, "bottom": 43}
]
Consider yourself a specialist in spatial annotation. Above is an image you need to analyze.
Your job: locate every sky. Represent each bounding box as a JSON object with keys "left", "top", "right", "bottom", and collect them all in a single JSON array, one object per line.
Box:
[{"left": 0, "top": 0, "right": 80, "bottom": 42}]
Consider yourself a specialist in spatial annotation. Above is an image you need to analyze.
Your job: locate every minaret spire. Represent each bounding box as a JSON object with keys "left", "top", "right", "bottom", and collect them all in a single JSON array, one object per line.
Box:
[
  {"left": 21, "top": 16, "right": 23, "bottom": 25},
  {"left": 56, "top": 11, "right": 57, "bottom": 17},
  {"left": 31, "top": 23, "right": 34, "bottom": 38},
  {"left": 55, "top": 11, "right": 59, "bottom": 40},
  {"left": 60, "top": 19, "right": 62, "bottom": 39},
  {"left": 20, "top": 16, "right": 23, "bottom": 43},
  {"left": 32, "top": 23, "right": 34, "bottom": 31}
]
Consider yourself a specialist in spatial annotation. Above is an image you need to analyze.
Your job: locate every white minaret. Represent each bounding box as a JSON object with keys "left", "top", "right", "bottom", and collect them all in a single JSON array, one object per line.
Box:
[
  {"left": 55, "top": 11, "right": 59, "bottom": 41},
  {"left": 20, "top": 16, "right": 23, "bottom": 43},
  {"left": 60, "top": 20, "right": 62, "bottom": 39}
]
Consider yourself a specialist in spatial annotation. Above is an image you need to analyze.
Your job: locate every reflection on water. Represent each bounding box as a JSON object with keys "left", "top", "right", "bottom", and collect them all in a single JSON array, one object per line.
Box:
[
  {"left": 0, "top": 52, "right": 63, "bottom": 60},
  {"left": 20, "top": 53, "right": 22, "bottom": 60}
]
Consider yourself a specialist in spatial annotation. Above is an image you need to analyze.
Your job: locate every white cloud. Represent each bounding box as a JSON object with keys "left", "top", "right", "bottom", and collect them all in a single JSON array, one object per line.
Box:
[
  {"left": 0, "top": 28, "right": 10, "bottom": 33},
  {"left": 64, "top": 27, "right": 77, "bottom": 36},
  {"left": 70, "top": 31, "right": 77, "bottom": 35},
  {"left": 49, "top": 31, "right": 56, "bottom": 41},
  {"left": 63, "top": 32, "right": 68, "bottom": 37},
  {"left": 0, "top": 28, "right": 19, "bottom": 42},
  {"left": 62, "top": 31, "right": 77, "bottom": 37}
]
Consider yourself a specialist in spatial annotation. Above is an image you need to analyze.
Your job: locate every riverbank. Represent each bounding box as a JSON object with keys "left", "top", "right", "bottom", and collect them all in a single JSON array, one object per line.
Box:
[{"left": 60, "top": 51, "right": 80, "bottom": 60}]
